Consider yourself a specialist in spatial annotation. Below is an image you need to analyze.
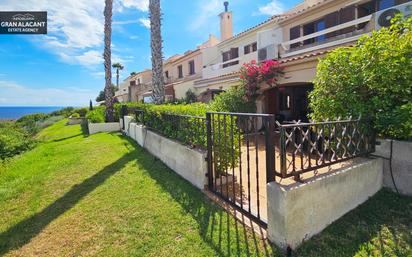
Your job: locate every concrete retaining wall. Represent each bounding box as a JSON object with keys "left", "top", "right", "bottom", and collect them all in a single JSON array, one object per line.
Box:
[
  {"left": 124, "top": 116, "right": 208, "bottom": 190},
  {"left": 375, "top": 139, "right": 412, "bottom": 196},
  {"left": 267, "top": 158, "right": 383, "bottom": 250},
  {"left": 88, "top": 122, "right": 121, "bottom": 135},
  {"left": 67, "top": 117, "right": 85, "bottom": 125}
]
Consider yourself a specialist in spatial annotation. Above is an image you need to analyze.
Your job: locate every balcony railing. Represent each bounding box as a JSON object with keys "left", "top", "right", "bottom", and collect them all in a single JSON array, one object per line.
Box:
[{"left": 280, "top": 14, "right": 373, "bottom": 57}]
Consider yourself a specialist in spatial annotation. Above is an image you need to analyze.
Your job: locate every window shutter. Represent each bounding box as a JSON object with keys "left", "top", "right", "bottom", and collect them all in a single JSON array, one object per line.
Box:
[
  {"left": 252, "top": 42, "right": 257, "bottom": 52},
  {"left": 290, "top": 26, "right": 301, "bottom": 48},
  {"left": 244, "top": 45, "right": 250, "bottom": 55},
  {"left": 230, "top": 48, "right": 239, "bottom": 59},
  {"left": 222, "top": 51, "right": 229, "bottom": 62},
  {"left": 325, "top": 11, "right": 339, "bottom": 38},
  {"left": 340, "top": 5, "right": 356, "bottom": 34}
]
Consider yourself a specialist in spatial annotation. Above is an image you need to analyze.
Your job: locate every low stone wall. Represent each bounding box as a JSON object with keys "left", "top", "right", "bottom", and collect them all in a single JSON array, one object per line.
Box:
[
  {"left": 120, "top": 116, "right": 134, "bottom": 135},
  {"left": 124, "top": 117, "right": 207, "bottom": 190},
  {"left": 267, "top": 158, "right": 383, "bottom": 250},
  {"left": 67, "top": 117, "right": 85, "bottom": 125},
  {"left": 375, "top": 139, "right": 412, "bottom": 196},
  {"left": 88, "top": 122, "right": 121, "bottom": 135}
]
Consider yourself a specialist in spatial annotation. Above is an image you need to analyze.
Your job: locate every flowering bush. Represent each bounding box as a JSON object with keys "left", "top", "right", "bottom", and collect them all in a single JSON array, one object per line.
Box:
[{"left": 239, "top": 60, "right": 283, "bottom": 100}]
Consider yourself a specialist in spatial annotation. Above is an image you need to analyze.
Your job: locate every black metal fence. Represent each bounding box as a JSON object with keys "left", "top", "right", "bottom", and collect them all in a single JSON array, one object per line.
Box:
[
  {"left": 206, "top": 112, "right": 276, "bottom": 227},
  {"left": 121, "top": 106, "right": 206, "bottom": 148},
  {"left": 277, "top": 118, "right": 375, "bottom": 179},
  {"left": 120, "top": 106, "right": 375, "bottom": 227}
]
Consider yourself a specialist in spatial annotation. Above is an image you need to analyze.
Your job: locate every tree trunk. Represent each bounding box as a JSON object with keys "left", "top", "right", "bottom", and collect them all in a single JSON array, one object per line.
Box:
[
  {"left": 116, "top": 68, "right": 119, "bottom": 88},
  {"left": 104, "top": 0, "right": 114, "bottom": 122},
  {"left": 149, "top": 0, "right": 165, "bottom": 104}
]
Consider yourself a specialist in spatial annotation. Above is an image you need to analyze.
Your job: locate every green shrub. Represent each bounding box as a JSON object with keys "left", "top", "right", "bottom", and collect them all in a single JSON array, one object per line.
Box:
[
  {"left": 76, "top": 108, "right": 88, "bottom": 117},
  {"left": 0, "top": 122, "right": 35, "bottom": 160},
  {"left": 310, "top": 16, "right": 412, "bottom": 140},
  {"left": 50, "top": 107, "right": 74, "bottom": 117},
  {"left": 16, "top": 113, "right": 50, "bottom": 134},
  {"left": 71, "top": 113, "right": 80, "bottom": 118},
  {"left": 116, "top": 102, "right": 241, "bottom": 176},
  {"left": 86, "top": 107, "right": 105, "bottom": 123},
  {"left": 184, "top": 89, "right": 197, "bottom": 103},
  {"left": 210, "top": 85, "right": 256, "bottom": 113},
  {"left": 36, "top": 116, "right": 64, "bottom": 130}
]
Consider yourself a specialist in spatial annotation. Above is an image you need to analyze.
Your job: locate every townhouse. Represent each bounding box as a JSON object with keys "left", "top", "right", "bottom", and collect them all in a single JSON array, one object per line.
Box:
[
  {"left": 195, "top": 0, "right": 411, "bottom": 121},
  {"left": 128, "top": 69, "right": 153, "bottom": 102},
  {"left": 118, "top": 0, "right": 411, "bottom": 120}
]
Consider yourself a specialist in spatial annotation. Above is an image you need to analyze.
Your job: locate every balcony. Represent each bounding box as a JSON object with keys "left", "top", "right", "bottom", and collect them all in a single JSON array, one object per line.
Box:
[
  {"left": 201, "top": 53, "right": 257, "bottom": 80},
  {"left": 280, "top": 14, "right": 374, "bottom": 58}
]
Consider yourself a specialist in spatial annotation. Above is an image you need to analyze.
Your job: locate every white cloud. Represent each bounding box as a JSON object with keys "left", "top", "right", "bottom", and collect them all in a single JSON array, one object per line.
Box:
[
  {"left": 257, "top": 0, "right": 285, "bottom": 16},
  {"left": 0, "top": 0, "right": 147, "bottom": 69},
  {"left": 139, "top": 18, "right": 151, "bottom": 29},
  {"left": 75, "top": 50, "right": 103, "bottom": 66},
  {"left": 121, "top": 0, "right": 149, "bottom": 12},
  {"left": 189, "top": 0, "right": 220, "bottom": 32},
  {"left": 0, "top": 80, "right": 95, "bottom": 106},
  {"left": 91, "top": 71, "right": 106, "bottom": 78},
  {"left": 113, "top": 19, "right": 139, "bottom": 25}
]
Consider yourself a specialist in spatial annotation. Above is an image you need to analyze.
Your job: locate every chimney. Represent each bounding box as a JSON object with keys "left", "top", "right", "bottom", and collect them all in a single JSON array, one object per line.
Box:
[{"left": 219, "top": 1, "right": 233, "bottom": 41}]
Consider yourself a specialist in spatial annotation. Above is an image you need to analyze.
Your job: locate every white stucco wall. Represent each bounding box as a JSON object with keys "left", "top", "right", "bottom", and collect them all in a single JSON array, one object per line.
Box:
[
  {"left": 123, "top": 116, "right": 208, "bottom": 190},
  {"left": 267, "top": 158, "right": 383, "bottom": 250},
  {"left": 88, "top": 122, "right": 121, "bottom": 135},
  {"left": 375, "top": 139, "right": 412, "bottom": 196}
]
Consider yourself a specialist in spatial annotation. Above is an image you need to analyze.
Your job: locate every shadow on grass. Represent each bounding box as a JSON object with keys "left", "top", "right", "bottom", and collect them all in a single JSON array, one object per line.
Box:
[
  {"left": 0, "top": 151, "right": 134, "bottom": 256},
  {"left": 52, "top": 133, "right": 85, "bottom": 142},
  {"left": 126, "top": 135, "right": 277, "bottom": 257},
  {"left": 295, "top": 189, "right": 412, "bottom": 257}
]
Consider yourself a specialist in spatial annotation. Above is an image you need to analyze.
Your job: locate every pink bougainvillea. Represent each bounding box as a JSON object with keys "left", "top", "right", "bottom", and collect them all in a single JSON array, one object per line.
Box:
[{"left": 239, "top": 59, "right": 283, "bottom": 100}]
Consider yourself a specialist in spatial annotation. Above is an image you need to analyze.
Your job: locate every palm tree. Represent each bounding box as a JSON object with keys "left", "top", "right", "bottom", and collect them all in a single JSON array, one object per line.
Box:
[
  {"left": 112, "top": 63, "right": 124, "bottom": 89},
  {"left": 103, "top": 0, "right": 114, "bottom": 122},
  {"left": 149, "top": 0, "right": 165, "bottom": 104}
]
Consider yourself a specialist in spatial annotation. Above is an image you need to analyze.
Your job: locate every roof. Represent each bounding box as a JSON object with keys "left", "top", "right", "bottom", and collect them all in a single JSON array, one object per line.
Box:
[
  {"left": 217, "top": 15, "right": 284, "bottom": 46},
  {"left": 276, "top": 0, "right": 332, "bottom": 24},
  {"left": 279, "top": 42, "right": 355, "bottom": 64}
]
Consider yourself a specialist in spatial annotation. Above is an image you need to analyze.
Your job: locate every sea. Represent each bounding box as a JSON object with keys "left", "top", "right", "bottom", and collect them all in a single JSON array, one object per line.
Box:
[{"left": 0, "top": 106, "right": 64, "bottom": 120}]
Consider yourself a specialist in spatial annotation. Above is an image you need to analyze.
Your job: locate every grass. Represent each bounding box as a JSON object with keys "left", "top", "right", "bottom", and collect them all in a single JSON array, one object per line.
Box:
[{"left": 0, "top": 120, "right": 411, "bottom": 256}]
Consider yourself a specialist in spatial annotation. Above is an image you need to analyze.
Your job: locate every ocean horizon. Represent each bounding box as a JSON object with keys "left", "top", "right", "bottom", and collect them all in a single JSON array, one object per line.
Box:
[{"left": 0, "top": 106, "right": 66, "bottom": 120}]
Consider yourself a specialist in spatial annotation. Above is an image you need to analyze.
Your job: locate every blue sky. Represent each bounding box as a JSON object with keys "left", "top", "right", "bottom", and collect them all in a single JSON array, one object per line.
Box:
[{"left": 0, "top": 0, "right": 300, "bottom": 106}]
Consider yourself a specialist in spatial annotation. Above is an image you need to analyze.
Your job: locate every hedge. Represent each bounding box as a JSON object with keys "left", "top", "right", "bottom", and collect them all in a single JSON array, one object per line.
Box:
[{"left": 310, "top": 16, "right": 412, "bottom": 140}]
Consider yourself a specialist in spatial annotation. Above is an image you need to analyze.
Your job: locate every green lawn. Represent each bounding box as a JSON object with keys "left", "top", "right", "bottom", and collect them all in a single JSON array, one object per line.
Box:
[{"left": 0, "top": 120, "right": 411, "bottom": 256}]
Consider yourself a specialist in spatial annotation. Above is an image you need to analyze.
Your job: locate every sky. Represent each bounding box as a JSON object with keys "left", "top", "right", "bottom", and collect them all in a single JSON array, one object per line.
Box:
[{"left": 0, "top": 0, "right": 301, "bottom": 106}]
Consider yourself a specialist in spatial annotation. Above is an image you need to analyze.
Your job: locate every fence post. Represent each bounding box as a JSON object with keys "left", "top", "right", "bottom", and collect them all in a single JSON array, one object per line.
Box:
[
  {"left": 206, "top": 112, "right": 213, "bottom": 190},
  {"left": 121, "top": 105, "right": 127, "bottom": 130},
  {"left": 280, "top": 126, "right": 287, "bottom": 178},
  {"left": 265, "top": 116, "right": 276, "bottom": 183}
]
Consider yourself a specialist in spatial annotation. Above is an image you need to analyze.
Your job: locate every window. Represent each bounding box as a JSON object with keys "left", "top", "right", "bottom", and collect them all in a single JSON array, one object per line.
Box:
[
  {"left": 178, "top": 65, "right": 183, "bottom": 78},
  {"left": 378, "top": 0, "right": 395, "bottom": 10},
  {"left": 303, "top": 19, "right": 325, "bottom": 45},
  {"left": 137, "top": 78, "right": 141, "bottom": 84},
  {"left": 289, "top": 26, "right": 301, "bottom": 48},
  {"left": 165, "top": 71, "right": 169, "bottom": 78},
  {"left": 244, "top": 42, "right": 257, "bottom": 55},
  {"left": 222, "top": 48, "right": 239, "bottom": 68},
  {"left": 316, "top": 20, "right": 326, "bottom": 42},
  {"left": 358, "top": 1, "right": 376, "bottom": 18},
  {"left": 189, "top": 60, "right": 195, "bottom": 75}
]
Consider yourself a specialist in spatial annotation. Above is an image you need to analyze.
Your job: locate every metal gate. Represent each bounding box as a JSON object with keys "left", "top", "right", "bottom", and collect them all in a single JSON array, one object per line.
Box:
[{"left": 206, "top": 112, "right": 276, "bottom": 227}]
